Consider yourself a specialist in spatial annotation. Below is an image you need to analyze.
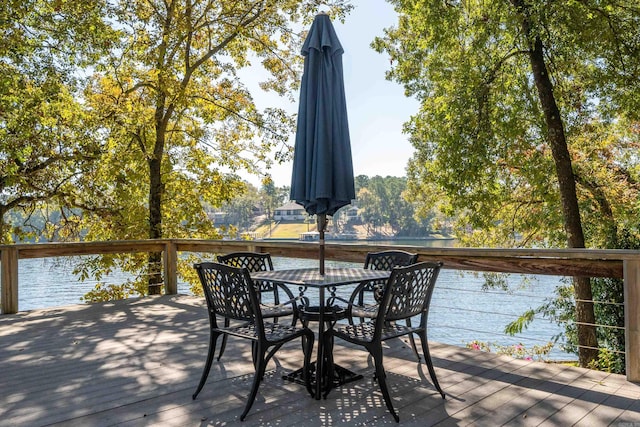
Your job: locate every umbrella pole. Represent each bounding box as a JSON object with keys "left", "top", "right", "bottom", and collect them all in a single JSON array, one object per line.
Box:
[{"left": 317, "top": 214, "right": 326, "bottom": 275}]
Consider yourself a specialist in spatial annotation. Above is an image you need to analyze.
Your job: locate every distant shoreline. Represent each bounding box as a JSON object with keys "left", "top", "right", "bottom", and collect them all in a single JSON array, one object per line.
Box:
[{"left": 260, "top": 236, "right": 457, "bottom": 245}]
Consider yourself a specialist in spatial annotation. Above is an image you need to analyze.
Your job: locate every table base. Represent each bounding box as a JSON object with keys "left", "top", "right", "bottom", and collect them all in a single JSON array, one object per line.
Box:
[{"left": 283, "top": 362, "right": 363, "bottom": 398}]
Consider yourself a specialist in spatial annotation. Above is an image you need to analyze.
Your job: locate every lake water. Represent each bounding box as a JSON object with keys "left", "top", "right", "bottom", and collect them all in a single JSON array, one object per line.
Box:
[{"left": 14, "top": 251, "right": 575, "bottom": 361}]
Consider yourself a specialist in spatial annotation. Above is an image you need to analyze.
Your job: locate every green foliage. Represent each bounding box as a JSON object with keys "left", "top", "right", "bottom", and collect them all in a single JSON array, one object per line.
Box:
[
  {"left": 260, "top": 178, "right": 289, "bottom": 221},
  {"left": 588, "top": 348, "right": 625, "bottom": 374},
  {"left": 506, "top": 230, "right": 635, "bottom": 374},
  {"left": 75, "top": 1, "right": 351, "bottom": 233},
  {"left": 28, "top": 0, "right": 352, "bottom": 295},
  {"left": 0, "top": 0, "right": 115, "bottom": 243},
  {"left": 466, "top": 340, "right": 553, "bottom": 362},
  {"left": 221, "top": 183, "right": 261, "bottom": 233},
  {"left": 379, "top": 0, "right": 640, "bottom": 370},
  {"left": 356, "top": 175, "right": 436, "bottom": 236},
  {"left": 377, "top": 0, "right": 640, "bottom": 248},
  {"left": 481, "top": 272, "right": 535, "bottom": 293},
  {"left": 81, "top": 281, "right": 141, "bottom": 303},
  {"left": 180, "top": 253, "right": 213, "bottom": 296},
  {"left": 2, "top": 1, "right": 355, "bottom": 295},
  {"left": 590, "top": 277, "right": 625, "bottom": 372},
  {"left": 73, "top": 253, "right": 157, "bottom": 300},
  {"left": 504, "top": 309, "right": 536, "bottom": 335}
]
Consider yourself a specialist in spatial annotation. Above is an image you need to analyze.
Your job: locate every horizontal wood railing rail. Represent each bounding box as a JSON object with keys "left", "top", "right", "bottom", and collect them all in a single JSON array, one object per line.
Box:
[{"left": 1, "top": 239, "right": 639, "bottom": 381}]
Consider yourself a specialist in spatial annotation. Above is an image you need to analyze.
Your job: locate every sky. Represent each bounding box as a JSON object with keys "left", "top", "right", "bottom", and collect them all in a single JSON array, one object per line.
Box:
[{"left": 243, "top": 0, "right": 419, "bottom": 188}]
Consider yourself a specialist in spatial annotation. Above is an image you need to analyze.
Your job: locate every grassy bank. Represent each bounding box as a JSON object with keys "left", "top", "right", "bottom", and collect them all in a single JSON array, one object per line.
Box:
[{"left": 254, "top": 221, "right": 315, "bottom": 238}]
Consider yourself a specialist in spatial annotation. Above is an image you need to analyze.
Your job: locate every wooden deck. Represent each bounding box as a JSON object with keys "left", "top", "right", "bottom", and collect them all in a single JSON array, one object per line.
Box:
[{"left": 1, "top": 295, "right": 638, "bottom": 426}]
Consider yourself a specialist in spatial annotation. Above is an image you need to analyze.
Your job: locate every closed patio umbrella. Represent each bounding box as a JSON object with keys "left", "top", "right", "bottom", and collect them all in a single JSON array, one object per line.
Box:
[{"left": 290, "top": 13, "right": 355, "bottom": 275}]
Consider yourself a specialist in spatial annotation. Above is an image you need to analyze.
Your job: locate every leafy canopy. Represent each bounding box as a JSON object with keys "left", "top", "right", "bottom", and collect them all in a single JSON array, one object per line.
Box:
[{"left": 375, "top": 0, "right": 640, "bottom": 248}]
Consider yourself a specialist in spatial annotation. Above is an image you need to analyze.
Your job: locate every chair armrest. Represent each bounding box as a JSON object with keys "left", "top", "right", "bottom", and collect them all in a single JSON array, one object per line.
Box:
[
  {"left": 272, "top": 283, "right": 306, "bottom": 314},
  {"left": 347, "top": 281, "right": 369, "bottom": 306},
  {"left": 330, "top": 295, "right": 353, "bottom": 306}
]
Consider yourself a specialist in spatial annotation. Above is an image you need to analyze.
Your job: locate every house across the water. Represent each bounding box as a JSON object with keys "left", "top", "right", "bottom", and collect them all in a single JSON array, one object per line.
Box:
[{"left": 274, "top": 201, "right": 306, "bottom": 221}]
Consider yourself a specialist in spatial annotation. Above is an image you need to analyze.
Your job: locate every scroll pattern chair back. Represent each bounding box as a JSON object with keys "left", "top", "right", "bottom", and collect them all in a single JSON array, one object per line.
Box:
[
  {"left": 215, "top": 252, "right": 298, "bottom": 361},
  {"left": 192, "top": 262, "right": 314, "bottom": 421},
  {"left": 216, "top": 252, "right": 275, "bottom": 296},
  {"left": 329, "top": 261, "right": 444, "bottom": 422},
  {"left": 380, "top": 261, "right": 439, "bottom": 323},
  {"left": 361, "top": 250, "right": 419, "bottom": 302},
  {"left": 197, "top": 260, "right": 258, "bottom": 325},
  {"left": 216, "top": 251, "right": 273, "bottom": 271},
  {"left": 365, "top": 250, "right": 419, "bottom": 270},
  {"left": 348, "top": 250, "right": 421, "bottom": 359}
]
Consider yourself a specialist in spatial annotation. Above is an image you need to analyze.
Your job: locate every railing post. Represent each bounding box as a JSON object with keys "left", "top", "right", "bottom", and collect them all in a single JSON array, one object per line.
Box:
[
  {"left": 164, "top": 241, "right": 178, "bottom": 295},
  {"left": 624, "top": 258, "right": 640, "bottom": 382},
  {"left": 1, "top": 247, "right": 19, "bottom": 314}
]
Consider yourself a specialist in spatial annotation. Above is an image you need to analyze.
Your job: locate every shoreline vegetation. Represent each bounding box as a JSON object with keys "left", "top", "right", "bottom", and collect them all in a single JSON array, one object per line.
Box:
[{"left": 252, "top": 220, "right": 454, "bottom": 242}]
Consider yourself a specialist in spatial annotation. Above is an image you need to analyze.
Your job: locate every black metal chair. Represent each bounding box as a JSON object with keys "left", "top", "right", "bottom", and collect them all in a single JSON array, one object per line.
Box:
[
  {"left": 328, "top": 261, "right": 445, "bottom": 422},
  {"left": 215, "top": 252, "right": 299, "bottom": 360},
  {"left": 346, "top": 250, "right": 421, "bottom": 359},
  {"left": 192, "top": 262, "right": 314, "bottom": 421}
]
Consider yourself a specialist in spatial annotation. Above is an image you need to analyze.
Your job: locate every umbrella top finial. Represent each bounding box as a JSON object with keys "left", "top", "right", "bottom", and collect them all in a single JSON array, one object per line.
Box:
[{"left": 302, "top": 12, "right": 343, "bottom": 56}]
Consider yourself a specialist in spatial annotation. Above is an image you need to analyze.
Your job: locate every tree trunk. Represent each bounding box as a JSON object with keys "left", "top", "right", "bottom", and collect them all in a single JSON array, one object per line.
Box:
[
  {"left": 512, "top": 0, "right": 598, "bottom": 367},
  {"left": 147, "top": 102, "right": 167, "bottom": 295},
  {"left": 0, "top": 206, "right": 7, "bottom": 244}
]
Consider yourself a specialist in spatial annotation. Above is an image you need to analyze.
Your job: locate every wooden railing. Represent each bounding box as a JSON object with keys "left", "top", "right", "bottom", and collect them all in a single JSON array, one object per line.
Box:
[{"left": 1, "top": 239, "right": 639, "bottom": 381}]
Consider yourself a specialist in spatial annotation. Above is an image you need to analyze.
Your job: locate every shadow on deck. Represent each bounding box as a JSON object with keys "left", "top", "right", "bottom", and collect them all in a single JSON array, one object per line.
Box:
[{"left": 1, "top": 295, "right": 638, "bottom": 426}]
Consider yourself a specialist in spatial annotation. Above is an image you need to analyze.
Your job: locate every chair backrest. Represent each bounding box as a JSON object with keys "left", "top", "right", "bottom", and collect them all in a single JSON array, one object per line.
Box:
[
  {"left": 216, "top": 252, "right": 274, "bottom": 272},
  {"left": 361, "top": 250, "right": 419, "bottom": 300},
  {"left": 364, "top": 250, "right": 419, "bottom": 271},
  {"left": 217, "top": 252, "right": 276, "bottom": 296},
  {"left": 194, "top": 262, "right": 263, "bottom": 328},
  {"left": 378, "top": 261, "right": 443, "bottom": 324}
]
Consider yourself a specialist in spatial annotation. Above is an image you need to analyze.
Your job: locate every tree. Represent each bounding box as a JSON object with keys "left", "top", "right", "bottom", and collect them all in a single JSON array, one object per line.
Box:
[
  {"left": 354, "top": 174, "right": 370, "bottom": 193},
  {"left": 260, "top": 178, "right": 288, "bottom": 222},
  {"left": 77, "top": 1, "right": 352, "bottom": 293},
  {"left": 0, "top": 1, "right": 115, "bottom": 243},
  {"left": 375, "top": 0, "right": 640, "bottom": 367},
  {"left": 222, "top": 181, "right": 260, "bottom": 233},
  {"left": 356, "top": 175, "right": 428, "bottom": 236}
]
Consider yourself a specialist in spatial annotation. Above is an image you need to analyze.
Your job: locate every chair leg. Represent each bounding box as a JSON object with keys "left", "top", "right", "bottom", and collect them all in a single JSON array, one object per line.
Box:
[
  {"left": 193, "top": 331, "right": 220, "bottom": 400},
  {"left": 405, "top": 319, "right": 421, "bottom": 361},
  {"left": 370, "top": 343, "right": 399, "bottom": 422},
  {"left": 419, "top": 331, "right": 445, "bottom": 399},
  {"left": 265, "top": 342, "right": 284, "bottom": 366},
  {"left": 303, "top": 331, "right": 315, "bottom": 396},
  {"left": 217, "top": 318, "right": 231, "bottom": 361},
  {"left": 408, "top": 334, "right": 420, "bottom": 361},
  {"left": 251, "top": 341, "right": 258, "bottom": 370},
  {"left": 240, "top": 343, "right": 267, "bottom": 421}
]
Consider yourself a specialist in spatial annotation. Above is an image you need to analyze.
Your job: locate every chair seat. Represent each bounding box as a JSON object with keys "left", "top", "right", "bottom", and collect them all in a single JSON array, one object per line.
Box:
[
  {"left": 349, "top": 304, "right": 379, "bottom": 319},
  {"left": 260, "top": 303, "right": 295, "bottom": 318},
  {"left": 333, "top": 321, "right": 421, "bottom": 343},
  {"left": 217, "top": 321, "right": 307, "bottom": 342}
]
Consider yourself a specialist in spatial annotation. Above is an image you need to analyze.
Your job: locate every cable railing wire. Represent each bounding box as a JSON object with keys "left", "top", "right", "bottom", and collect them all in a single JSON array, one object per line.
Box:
[{"left": 430, "top": 276, "right": 625, "bottom": 364}]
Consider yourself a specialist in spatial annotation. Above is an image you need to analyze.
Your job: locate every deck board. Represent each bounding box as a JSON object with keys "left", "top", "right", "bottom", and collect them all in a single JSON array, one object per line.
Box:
[{"left": 1, "top": 295, "right": 639, "bottom": 426}]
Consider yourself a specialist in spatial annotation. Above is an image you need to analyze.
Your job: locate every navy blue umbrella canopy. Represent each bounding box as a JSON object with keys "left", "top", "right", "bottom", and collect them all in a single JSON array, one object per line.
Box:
[{"left": 290, "top": 13, "right": 354, "bottom": 274}]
